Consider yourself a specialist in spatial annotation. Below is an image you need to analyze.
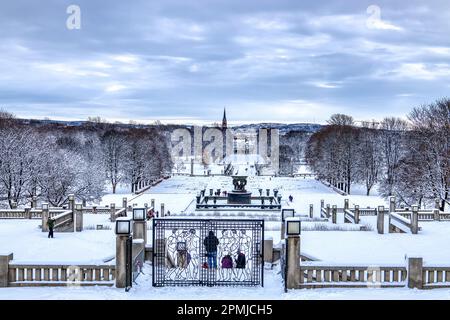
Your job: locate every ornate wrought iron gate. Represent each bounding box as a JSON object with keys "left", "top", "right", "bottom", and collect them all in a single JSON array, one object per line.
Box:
[{"left": 152, "top": 218, "right": 264, "bottom": 287}]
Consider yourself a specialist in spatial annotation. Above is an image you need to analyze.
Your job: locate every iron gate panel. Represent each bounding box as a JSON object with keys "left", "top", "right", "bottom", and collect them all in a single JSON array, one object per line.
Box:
[
  {"left": 125, "top": 237, "right": 132, "bottom": 291},
  {"left": 152, "top": 218, "right": 264, "bottom": 287},
  {"left": 280, "top": 241, "right": 287, "bottom": 292}
]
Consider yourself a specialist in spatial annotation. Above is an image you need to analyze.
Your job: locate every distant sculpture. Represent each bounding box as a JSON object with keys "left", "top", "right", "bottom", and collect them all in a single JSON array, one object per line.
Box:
[
  {"left": 232, "top": 176, "right": 247, "bottom": 192},
  {"left": 228, "top": 176, "right": 251, "bottom": 204}
]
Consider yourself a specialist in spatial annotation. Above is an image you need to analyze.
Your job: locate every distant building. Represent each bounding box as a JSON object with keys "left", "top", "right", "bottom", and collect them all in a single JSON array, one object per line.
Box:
[{"left": 222, "top": 107, "right": 227, "bottom": 129}]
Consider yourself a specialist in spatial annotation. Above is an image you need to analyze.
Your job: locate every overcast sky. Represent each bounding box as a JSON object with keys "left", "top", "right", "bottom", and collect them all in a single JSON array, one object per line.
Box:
[{"left": 1, "top": 0, "right": 449, "bottom": 124}]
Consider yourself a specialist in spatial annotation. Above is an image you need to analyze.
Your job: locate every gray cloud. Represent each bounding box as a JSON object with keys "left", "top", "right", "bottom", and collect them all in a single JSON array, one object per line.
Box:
[{"left": 0, "top": 0, "right": 449, "bottom": 123}]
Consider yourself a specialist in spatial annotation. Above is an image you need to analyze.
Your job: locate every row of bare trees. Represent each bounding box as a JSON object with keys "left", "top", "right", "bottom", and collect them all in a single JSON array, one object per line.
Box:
[
  {"left": 0, "top": 112, "right": 172, "bottom": 208},
  {"left": 306, "top": 98, "right": 449, "bottom": 210}
]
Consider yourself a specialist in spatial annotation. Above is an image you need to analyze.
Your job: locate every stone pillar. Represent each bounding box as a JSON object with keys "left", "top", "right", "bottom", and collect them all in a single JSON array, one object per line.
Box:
[
  {"left": 435, "top": 198, "right": 441, "bottom": 211},
  {"left": 433, "top": 208, "right": 440, "bottom": 221},
  {"left": 326, "top": 204, "right": 331, "bottom": 218},
  {"left": 75, "top": 205, "right": 83, "bottom": 232},
  {"left": 263, "top": 237, "right": 273, "bottom": 263},
  {"left": 24, "top": 207, "right": 31, "bottom": 219},
  {"left": 110, "top": 203, "right": 116, "bottom": 222},
  {"left": 344, "top": 199, "right": 349, "bottom": 210},
  {"left": 190, "top": 158, "right": 194, "bottom": 176},
  {"left": 377, "top": 206, "right": 385, "bottom": 234},
  {"left": 122, "top": 197, "right": 128, "bottom": 210},
  {"left": 320, "top": 200, "right": 324, "bottom": 209},
  {"left": 151, "top": 199, "right": 155, "bottom": 209},
  {"left": 309, "top": 204, "right": 313, "bottom": 219},
  {"left": 408, "top": 257, "right": 423, "bottom": 289},
  {"left": 0, "top": 253, "right": 13, "bottom": 287},
  {"left": 354, "top": 205, "right": 360, "bottom": 224},
  {"left": 161, "top": 203, "right": 165, "bottom": 217},
  {"left": 42, "top": 204, "right": 49, "bottom": 232},
  {"left": 280, "top": 220, "right": 286, "bottom": 241},
  {"left": 389, "top": 196, "right": 396, "bottom": 213},
  {"left": 133, "top": 221, "right": 147, "bottom": 245},
  {"left": 411, "top": 205, "right": 419, "bottom": 234},
  {"left": 115, "top": 235, "right": 130, "bottom": 289},
  {"left": 68, "top": 194, "right": 75, "bottom": 210},
  {"left": 286, "top": 235, "right": 301, "bottom": 289},
  {"left": 331, "top": 205, "right": 337, "bottom": 224},
  {"left": 32, "top": 196, "right": 37, "bottom": 209}
]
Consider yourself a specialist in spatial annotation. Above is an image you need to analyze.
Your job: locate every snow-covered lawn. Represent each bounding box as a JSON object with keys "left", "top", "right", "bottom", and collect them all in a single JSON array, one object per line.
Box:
[{"left": 0, "top": 215, "right": 115, "bottom": 263}]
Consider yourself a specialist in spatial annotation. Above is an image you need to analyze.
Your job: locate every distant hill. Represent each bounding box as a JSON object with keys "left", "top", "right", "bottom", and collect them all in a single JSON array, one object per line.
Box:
[
  {"left": 233, "top": 123, "right": 322, "bottom": 133},
  {"left": 13, "top": 118, "right": 323, "bottom": 134}
]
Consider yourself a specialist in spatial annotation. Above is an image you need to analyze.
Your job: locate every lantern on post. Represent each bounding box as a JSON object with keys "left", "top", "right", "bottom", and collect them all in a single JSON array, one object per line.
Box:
[
  {"left": 281, "top": 208, "right": 295, "bottom": 222},
  {"left": 286, "top": 218, "right": 301, "bottom": 236},
  {"left": 132, "top": 208, "right": 146, "bottom": 221},
  {"left": 115, "top": 218, "right": 132, "bottom": 235}
]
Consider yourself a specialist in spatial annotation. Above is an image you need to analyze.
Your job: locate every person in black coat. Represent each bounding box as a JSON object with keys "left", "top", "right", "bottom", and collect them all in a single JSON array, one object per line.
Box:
[
  {"left": 203, "top": 231, "right": 219, "bottom": 268},
  {"left": 47, "top": 218, "right": 55, "bottom": 238}
]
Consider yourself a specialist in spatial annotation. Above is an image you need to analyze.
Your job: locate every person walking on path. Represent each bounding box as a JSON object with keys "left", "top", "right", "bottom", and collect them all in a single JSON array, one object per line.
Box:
[
  {"left": 47, "top": 218, "right": 55, "bottom": 238},
  {"left": 203, "top": 231, "right": 219, "bottom": 268},
  {"left": 289, "top": 195, "right": 293, "bottom": 202}
]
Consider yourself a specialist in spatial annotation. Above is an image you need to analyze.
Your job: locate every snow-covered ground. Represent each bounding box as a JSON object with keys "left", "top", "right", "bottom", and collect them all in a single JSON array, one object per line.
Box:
[
  {"left": 1, "top": 174, "right": 450, "bottom": 299},
  {"left": 1, "top": 264, "right": 450, "bottom": 300},
  {"left": 0, "top": 215, "right": 115, "bottom": 263}
]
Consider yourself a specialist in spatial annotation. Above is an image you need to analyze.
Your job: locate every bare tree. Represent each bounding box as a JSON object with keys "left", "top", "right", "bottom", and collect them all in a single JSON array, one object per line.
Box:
[
  {"left": 377, "top": 117, "right": 409, "bottom": 198},
  {"left": 408, "top": 98, "right": 450, "bottom": 210}
]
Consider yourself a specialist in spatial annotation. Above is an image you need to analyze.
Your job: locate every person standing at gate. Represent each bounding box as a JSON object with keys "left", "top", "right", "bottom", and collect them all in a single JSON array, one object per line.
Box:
[
  {"left": 203, "top": 231, "right": 219, "bottom": 269},
  {"left": 47, "top": 218, "right": 55, "bottom": 238}
]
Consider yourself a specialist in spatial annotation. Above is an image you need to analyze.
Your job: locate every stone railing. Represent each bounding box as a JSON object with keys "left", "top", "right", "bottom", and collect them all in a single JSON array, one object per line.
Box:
[
  {"left": 344, "top": 209, "right": 358, "bottom": 224},
  {"left": 320, "top": 207, "right": 330, "bottom": 219},
  {"left": 355, "top": 207, "right": 378, "bottom": 216},
  {"left": 0, "top": 209, "right": 65, "bottom": 219},
  {"left": 298, "top": 260, "right": 450, "bottom": 289},
  {"left": 320, "top": 180, "right": 347, "bottom": 196},
  {"left": 396, "top": 209, "right": 449, "bottom": 222},
  {"left": 133, "top": 176, "right": 169, "bottom": 194},
  {"left": 389, "top": 211, "right": 420, "bottom": 234},
  {"left": 110, "top": 207, "right": 127, "bottom": 222},
  {"left": 292, "top": 173, "right": 316, "bottom": 179},
  {"left": 80, "top": 206, "right": 113, "bottom": 214},
  {"left": 7, "top": 262, "right": 115, "bottom": 287},
  {"left": 299, "top": 262, "right": 407, "bottom": 288},
  {"left": 422, "top": 266, "right": 450, "bottom": 288},
  {"left": 52, "top": 210, "right": 74, "bottom": 232}
]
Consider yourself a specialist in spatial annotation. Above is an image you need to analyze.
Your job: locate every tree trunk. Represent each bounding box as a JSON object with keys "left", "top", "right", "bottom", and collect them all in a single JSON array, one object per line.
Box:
[{"left": 441, "top": 190, "right": 448, "bottom": 211}]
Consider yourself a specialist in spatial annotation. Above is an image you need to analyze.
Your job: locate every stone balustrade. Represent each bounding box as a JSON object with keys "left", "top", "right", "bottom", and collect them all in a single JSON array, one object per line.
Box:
[{"left": 7, "top": 263, "right": 115, "bottom": 287}]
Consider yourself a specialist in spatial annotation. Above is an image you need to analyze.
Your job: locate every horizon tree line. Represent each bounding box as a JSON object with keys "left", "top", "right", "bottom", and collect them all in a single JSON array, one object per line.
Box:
[{"left": 305, "top": 97, "right": 449, "bottom": 211}]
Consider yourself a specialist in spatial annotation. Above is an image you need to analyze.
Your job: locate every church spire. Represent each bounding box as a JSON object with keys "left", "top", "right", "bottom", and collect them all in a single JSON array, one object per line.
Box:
[{"left": 222, "top": 107, "right": 227, "bottom": 129}]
